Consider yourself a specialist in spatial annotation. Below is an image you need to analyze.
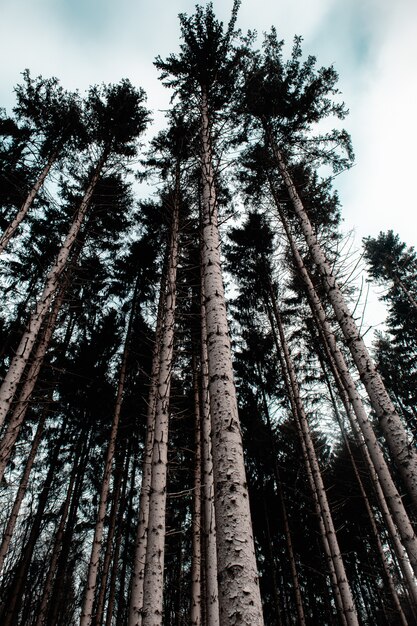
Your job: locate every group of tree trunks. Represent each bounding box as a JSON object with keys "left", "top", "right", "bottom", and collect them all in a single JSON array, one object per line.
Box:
[{"left": 1, "top": 2, "right": 416, "bottom": 625}]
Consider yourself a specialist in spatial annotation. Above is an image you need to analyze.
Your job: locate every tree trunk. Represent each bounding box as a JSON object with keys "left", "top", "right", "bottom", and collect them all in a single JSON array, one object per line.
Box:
[
  {"left": 258, "top": 377, "right": 305, "bottom": 626},
  {"left": 128, "top": 255, "right": 169, "bottom": 626},
  {"left": 268, "top": 135, "right": 417, "bottom": 510},
  {"left": 200, "top": 284, "right": 220, "bottom": 626},
  {"left": 0, "top": 282, "right": 65, "bottom": 483},
  {"left": 265, "top": 293, "right": 358, "bottom": 626},
  {"left": 0, "top": 149, "right": 108, "bottom": 428},
  {"left": 0, "top": 152, "right": 56, "bottom": 254},
  {"left": 322, "top": 360, "right": 409, "bottom": 626},
  {"left": 200, "top": 85, "right": 264, "bottom": 626},
  {"left": 80, "top": 278, "right": 138, "bottom": 626},
  {"left": 34, "top": 443, "right": 81, "bottom": 626},
  {"left": 191, "top": 355, "right": 202, "bottom": 626},
  {"left": 0, "top": 410, "right": 46, "bottom": 574},
  {"left": 94, "top": 449, "right": 125, "bottom": 626},
  {"left": 1, "top": 419, "right": 67, "bottom": 626},
  {"left": 267, "top": 173, "right": 417, "bottom": 578},
  {"left": 142, "top": 178, "right": 180, "bottom": 626}
]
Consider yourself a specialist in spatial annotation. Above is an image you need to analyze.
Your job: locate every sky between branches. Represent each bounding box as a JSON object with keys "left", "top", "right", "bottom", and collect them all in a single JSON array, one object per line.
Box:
[{"left": 1, "top": 0, "right": 416, "bottom": 330}]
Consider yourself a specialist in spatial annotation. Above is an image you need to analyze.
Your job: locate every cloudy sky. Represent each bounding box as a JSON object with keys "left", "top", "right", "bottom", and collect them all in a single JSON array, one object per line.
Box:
[{"left": 1, "top": 0, "right": 416, "bottom": 328}]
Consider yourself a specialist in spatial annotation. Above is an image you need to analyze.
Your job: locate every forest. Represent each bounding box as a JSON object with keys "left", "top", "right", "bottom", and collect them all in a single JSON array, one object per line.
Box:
[{"left": 1, "top": 2, "right": 417, "bottom": 625}]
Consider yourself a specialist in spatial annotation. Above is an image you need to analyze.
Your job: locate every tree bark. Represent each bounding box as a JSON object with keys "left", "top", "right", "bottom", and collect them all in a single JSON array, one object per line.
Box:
[
  {"left": 267, "top": 172, "right": 417, "bottom": 577},
  {"left": 200, "top": 284, "right": 220, "bottom": 626},
  {"left": 0, "top": 282, "right": 65, "bottom": 483},
  {"left": 265, "top": 293, "right": 358, "bottom": 626},
  {"left": 0, "top": 152, "right": 56, "bottom": 254},
  {"left": 0, "top": 149, "right": 108, "bottom": 428},
  {"left": 191, "top": 355, "right": 202, "bottom": 626},
  {"left": 128, "top": 276, "right": 166, "bottom": 626},
  {"left": 141, "top": 181, "right": 180, "bottom": 626},
  {"left": 0, "top": 411, "right": 46, "bottom": 574},
  {"left": 200, "top": 85, "right": 264, "bottom": 626},
  {"left": 80, "top": 277, "right": 138, "bottom": 626},
  {"left": 267, "top": 135, "right": 417, "bottom": 511}
]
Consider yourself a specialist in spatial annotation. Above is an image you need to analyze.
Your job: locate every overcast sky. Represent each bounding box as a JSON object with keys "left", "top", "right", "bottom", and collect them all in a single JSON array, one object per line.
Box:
[{"left": 1, "top": 0, "right": 416, "bottom": 329}]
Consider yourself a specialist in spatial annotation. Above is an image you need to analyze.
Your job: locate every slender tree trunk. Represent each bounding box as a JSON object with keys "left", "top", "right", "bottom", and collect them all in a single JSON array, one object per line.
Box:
[
  {"left": 258, "top": 378, "right": 305, "bottom": 626},
  {"left": 34, "top": 445, "right": 81, "bottom": 626},
  {"left": 0, "top": 411, "right": 46, "bottom": 574},
  {"left": 267, "top": 134, "right": 417, "bottom": 510},
  {"left": 142, "top": 182, "right": 180, "bottom": 626},
  {"left": 200, "top": 275, "right": 220, "bottom": 626},
  {"left": 128, "top": 259, "right": 169, "bottom": 626},
  {"left": 267, "top": 174, "right": 417, "bottom": 577},
  {"left": 200, "top": 85, "right": 264, "bottom": 626},
  {"left": 80, "top": 278, "right": 138, "bottom": 626},
  {"left": 322, "top": 362, "right": 409, "bottom": 626},
  {"left": 105, "top": 447, "right": 132, "bottom": 626},
  {"left": 94, "top": 450, "right": 125, "bottom": 626},
  {"left": 0, "top": 153, "right": 56, "bottom": 254},
  {"left": 191, "top": 355, "right": 202, "bottom": 626},
  {"left": 46, "top": 432, "right": 91, "bottom": 626},
  {"left": 1, "top": 419, "right": 67, "bottom": 626},
  {"left": 0, "top": 149, "right": 108, "bottom": 428},
  {"left": 265, "top": 294, "right": 358, "bottom": 626},
  {"left": 0, "top": 283, "right": 66, "bottom": 483}
]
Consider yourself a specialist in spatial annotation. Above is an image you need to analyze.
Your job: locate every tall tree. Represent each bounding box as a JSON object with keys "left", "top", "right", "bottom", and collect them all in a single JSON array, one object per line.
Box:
[{"left": 155, "top": 4, "right": 265, "bottom": 624}]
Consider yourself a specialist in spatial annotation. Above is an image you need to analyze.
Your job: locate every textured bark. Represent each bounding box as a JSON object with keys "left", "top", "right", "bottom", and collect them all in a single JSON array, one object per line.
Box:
[
  {"left": 323, "top": 366, "right": 409, "bottom": 626},
  {"left": 191, "top": 355, "right": 202, "bottom": 626},
  {"left": 268, "top": 136, "right": 417, "bottom": 510},
  {"left": 266, "top": 295, "right": 358, "bottom": 626},
  {"left": 0, "top": 150, "right": 108, "bottom": 428},
  {"left": 0, "top": 411, "right": 45, "bottom": 574},
  {"left": 200, "top": 86, "right": 264, "bottom": 626},
  {"left": 128, "top": 200, "right": 176, "bottom": 626},
  {"left": 106, "top": 449, "right": 133, "bottom": 626},
  {"left": 268, "top": 175, "right": 417, "bottom": 577},
  {"left": 0, "top": 284, "right": 65, "bottom": 483},
  {"left": 142, "top": 185, "right": 180, "bottom": 626},
  {"left": 0, "top": 153, "right": 56, "bottom": 254},
  {"left": 200, "top": 288, "right": 220, "bottom": 626},
  {"left": 80, "top": 281, "right": 137, "bottom": 626},
  {"left": 94, "top": 452, "right": 125, "bottom": 626}
]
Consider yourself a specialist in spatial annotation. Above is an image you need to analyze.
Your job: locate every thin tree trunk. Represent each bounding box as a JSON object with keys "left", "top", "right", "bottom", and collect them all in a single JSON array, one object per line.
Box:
[
  {"left": 34, "top": 444, "right": 81, "bottom": 626},
  {"left": 46, "top": 432, "right": 91, "bottom": 626},
  {"left": 128, "top": 258, "right": 169, "bottom": 626},
  {"left": 322, "top": 361, "right": 409, "bottom": 626},
  {"left": 267, "top": 134, "right": 417, "bottom": 510},
  {"left": 1, "top": 419, "right": 67, "bottom": 626},
  {"left": 0, "top": 411, "right": 46, "bottom": 574},
  {"left": 0, "top": 149, "right": 108, "bottom": 428},
  {"left": 142, "top": 183, "right": 180, "bottom": 626},
  {"left": 80, "top": 277, "right": 138, "bottom": 626},
  {"left": 314, "top": 316, "right": 417, "bottom": 614},
  {"left": 200, "top": 84, "right": 264, "bottom": 626},
  {"left": 191, "top": 354, "right": 202, "bottom": 626},
  {"left": 0, "top": 282, "right": 66, "bottom": 483},
  {"left": 267, "top": 174, "right": 417, "bottom": 577},
  {"left": 265, "top": 294, "right": 358, "bottom": 626},
  {"left": 94, "top": 450, "right": 125, "bottom": 626},
  {"left": 258, "top": 377, "right": 305, "bottom": 626},
  {"left": 200, "top": 275, "right": 219, "bottom": 626},
  {"left": 0, "top": 153, "right": 56, "bottom": 254}
]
